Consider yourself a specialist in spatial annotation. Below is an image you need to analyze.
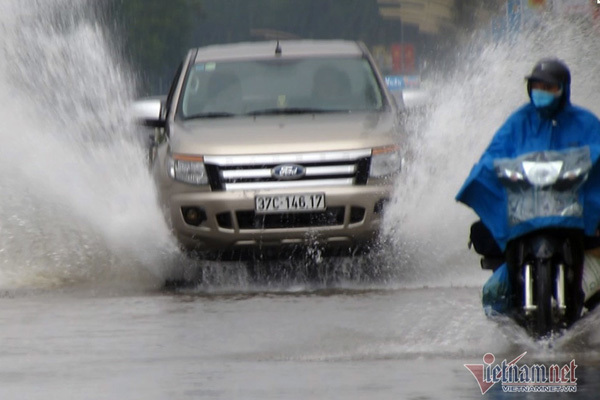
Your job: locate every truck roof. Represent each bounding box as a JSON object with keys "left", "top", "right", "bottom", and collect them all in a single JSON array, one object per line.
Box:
[{"left": 192, "top": 40, "right": 365, "bottom": 63}]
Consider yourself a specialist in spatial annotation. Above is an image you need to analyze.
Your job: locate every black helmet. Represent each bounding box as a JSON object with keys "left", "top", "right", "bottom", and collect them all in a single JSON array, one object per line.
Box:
[
  {"left": 525, "top": 58, "right": 571, "bottom": 87},
  {"left": 526, "top": 58, "right": 571, "bottom": 118}
]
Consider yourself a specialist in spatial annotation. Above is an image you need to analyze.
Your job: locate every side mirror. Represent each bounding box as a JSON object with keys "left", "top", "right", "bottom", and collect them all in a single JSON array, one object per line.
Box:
[
  {"left": 130, "top": 96, "right": 165, "bottom": 128},
  {"left": 402, "top": 89, "right": 430, "bottom": 111}
]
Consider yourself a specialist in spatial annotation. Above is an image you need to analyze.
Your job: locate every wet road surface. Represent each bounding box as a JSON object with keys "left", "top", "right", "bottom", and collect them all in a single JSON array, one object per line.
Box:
[{"left": 1, "top": 284, "right": 599, "bottom": 399}]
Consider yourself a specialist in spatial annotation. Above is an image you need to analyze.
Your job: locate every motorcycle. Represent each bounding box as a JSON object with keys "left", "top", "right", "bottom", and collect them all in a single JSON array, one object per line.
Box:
[{"left": 458, "top": 146, "right": 600, "bottom": 339}]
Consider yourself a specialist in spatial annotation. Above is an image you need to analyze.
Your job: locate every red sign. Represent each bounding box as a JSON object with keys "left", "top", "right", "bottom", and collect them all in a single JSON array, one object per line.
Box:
[
  {"left": 528, "top": 0, "right": 546, "bottom": 7},
  {"left": 391, "top": 43, "right": 415, "bottom": 74}
]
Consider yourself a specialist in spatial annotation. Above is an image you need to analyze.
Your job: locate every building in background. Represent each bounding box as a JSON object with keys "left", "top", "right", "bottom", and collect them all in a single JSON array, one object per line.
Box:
[{"left": 490, "top": 0, "right": 600, "bottom": 40}]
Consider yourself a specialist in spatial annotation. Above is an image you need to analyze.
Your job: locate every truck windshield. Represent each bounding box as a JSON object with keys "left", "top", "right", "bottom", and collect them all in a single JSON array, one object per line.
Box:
[{"left": 179, "top": 57, "right": 384, "bottom": 119}]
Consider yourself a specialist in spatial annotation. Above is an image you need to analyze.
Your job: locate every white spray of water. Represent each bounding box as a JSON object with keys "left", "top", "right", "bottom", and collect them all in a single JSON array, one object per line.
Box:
[
  {"left": 0, "top": 0, "right": 178, "bottom": 290},
  {"left": 384, "top": 13, "right": 600, "bottom": 287},
  {"left": 3, "top": 2, "right": 600, "bottom": 292}
]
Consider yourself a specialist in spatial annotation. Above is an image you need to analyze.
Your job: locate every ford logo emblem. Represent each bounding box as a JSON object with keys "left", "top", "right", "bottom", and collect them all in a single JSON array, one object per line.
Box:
[{"left": 272, "top": 164, "right": 306, "bottom": 180}]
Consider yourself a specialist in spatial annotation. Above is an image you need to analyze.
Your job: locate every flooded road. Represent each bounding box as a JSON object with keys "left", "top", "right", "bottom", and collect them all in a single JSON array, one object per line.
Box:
[
  {"left": 2, "top": 1, "right": 600, "bottom": 399},
  {"left": 1, "top": 285, "right": 600, "bottom": 399}
]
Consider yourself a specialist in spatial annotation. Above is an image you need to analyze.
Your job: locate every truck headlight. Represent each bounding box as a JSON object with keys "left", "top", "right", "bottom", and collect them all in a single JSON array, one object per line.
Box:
[
  {"left": 370, "top": 145, "right": 402, "bottom": 178},
  {"left": 168, "top": 153, "right": 208, "bottom": 185}
]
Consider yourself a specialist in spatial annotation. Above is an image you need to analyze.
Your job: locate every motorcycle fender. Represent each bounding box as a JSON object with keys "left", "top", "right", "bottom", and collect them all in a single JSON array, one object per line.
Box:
[
  {"left": 516, "top": 234, "right": 563, "bottom": 263},
  {"left": 529, "top": 236, "right": 557, "bottom": 259}
]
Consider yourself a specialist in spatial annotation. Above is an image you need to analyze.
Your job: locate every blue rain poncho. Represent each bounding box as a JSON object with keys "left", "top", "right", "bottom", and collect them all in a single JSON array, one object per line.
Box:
[{"left": 456, "top": 92, "right": 600, "bottom": 250}]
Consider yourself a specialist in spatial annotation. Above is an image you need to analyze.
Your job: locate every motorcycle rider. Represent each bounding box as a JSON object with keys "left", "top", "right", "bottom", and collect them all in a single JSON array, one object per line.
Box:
[{"left": 457, "top": 58, "right": 600, "bottom": 317}]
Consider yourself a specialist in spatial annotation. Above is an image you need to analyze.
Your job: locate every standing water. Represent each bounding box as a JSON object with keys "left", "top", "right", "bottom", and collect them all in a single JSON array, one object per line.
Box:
[{"left": 0, "top": 2, "right": 600, "bottom": 399}]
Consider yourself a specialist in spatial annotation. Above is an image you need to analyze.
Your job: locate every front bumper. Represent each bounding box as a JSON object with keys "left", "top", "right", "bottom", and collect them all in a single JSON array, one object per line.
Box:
[{"left": 168, "top": 185, "right": 391, "bottom": 254}]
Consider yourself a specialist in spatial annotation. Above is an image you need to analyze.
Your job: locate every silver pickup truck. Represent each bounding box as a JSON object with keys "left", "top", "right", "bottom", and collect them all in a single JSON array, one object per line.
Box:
[{"left": 137, "top": 40, "right": 404, "bottom": 260}]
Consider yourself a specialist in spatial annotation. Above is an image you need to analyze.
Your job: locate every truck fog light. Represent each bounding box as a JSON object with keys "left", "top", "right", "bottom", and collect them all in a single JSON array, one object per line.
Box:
[{"left": 182, "top": 207, "right": 207, "bottom": 226}]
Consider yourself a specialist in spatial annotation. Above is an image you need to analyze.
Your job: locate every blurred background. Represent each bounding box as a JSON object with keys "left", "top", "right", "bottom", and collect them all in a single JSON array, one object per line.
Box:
[{"left": 99, "top": 0, "right": 597, "bottom": 96}]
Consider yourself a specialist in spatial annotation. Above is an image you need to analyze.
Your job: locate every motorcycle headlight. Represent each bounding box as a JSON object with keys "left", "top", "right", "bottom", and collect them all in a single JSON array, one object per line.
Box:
[
  {"left": 168, "top": 153, "right": 208, "bottom": 185},
  {"left": 522, "top": 160, "right": 563, "bottom": 186},
  {"left": 370, "top": 145, "right": 403, "bottom": 178}
]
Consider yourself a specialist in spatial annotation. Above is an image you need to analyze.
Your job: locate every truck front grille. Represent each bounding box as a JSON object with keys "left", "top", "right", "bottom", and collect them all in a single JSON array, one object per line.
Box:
[{"left": 204, "top": 149, "right": 371, "bottom": 191}]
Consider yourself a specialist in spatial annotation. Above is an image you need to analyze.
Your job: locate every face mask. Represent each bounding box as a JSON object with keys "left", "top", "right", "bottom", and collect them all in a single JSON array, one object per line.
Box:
[{"left": 531, "top": 89, "right": 560, "bottom": 108}]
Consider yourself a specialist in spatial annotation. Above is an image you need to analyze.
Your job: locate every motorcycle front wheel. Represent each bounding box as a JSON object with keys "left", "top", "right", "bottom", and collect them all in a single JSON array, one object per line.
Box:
[{"left": 533, "top": 259, "right": 554, "bottom": 338}]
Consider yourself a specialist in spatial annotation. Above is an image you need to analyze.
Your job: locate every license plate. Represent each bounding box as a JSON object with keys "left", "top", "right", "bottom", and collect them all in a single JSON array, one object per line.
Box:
[{"left": 255, "top": 193, "right": 326, "bottom": 214}]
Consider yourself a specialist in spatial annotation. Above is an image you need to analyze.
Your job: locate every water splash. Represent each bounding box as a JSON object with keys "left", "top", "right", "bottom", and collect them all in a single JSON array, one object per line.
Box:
[
  {"left": 383, "top": 13, "right": 600, "bottom": 287},
  {"left": 3, "top": 3, "right": 600, "bottom": 292},
  {"left": 0, "top": 0, "right": 178, "bottom": 290}
]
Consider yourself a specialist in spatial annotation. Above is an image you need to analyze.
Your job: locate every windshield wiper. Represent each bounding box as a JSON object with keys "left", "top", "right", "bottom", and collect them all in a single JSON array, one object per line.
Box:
[
  {"left": 184, "top": 111, "right": 236, "bottom": 119},
  {"left": 246, "top": 107, "right": 346, "bottom": 116}
]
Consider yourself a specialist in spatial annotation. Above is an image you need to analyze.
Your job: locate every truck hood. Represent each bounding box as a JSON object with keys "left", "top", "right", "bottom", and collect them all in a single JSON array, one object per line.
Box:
[{"left": 168, "top": 111, "right": 400, "bottom": 155}]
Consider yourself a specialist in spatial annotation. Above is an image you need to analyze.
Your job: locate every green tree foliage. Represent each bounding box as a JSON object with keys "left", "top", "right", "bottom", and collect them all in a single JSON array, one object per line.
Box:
[
  {"left": 192, "top": 0, "right": 382, "bottom": 47},
  {"left": 105, "top": 0, "right": 203, "bottom": 93}
]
